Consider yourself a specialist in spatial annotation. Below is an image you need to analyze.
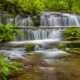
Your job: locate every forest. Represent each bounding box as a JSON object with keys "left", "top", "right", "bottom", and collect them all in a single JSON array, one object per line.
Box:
[{"left": 0, "top": 0, "right": 80, "bottom": 16}]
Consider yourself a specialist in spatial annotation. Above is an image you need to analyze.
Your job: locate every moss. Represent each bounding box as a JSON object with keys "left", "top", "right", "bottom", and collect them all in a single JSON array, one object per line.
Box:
[
  {"left": 64, "top": 27, "right": 80, "bottom": 40},
  {"left": 26, "top": 21, "right": 31, "bottom": 25},
  {"left": 58, "top": 44, "right": 66, "bottom": 51},
  {"left": 45, "top": 9, "right": 76, "bottom": 13},
  {"left": 67, "top": 48, "right": 80, "bottom": 55},
  {"left": 26, "top": 44, "right": 36, "bottom": 52},
  {"left": 30, "top": 26, "right": 36, "bottom": 30},
  {"left": 67, "top": 40, "right": 80, "bottom": 48},
  {"left": 18, "top": 16, "right": 24, "bottom": 19}
]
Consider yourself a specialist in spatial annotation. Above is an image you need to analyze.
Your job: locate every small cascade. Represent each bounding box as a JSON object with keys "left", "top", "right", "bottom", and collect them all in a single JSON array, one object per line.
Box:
[
  {"left": 35, "top": 45, "right": 45, "bottom": 51},
  {"left": 16, "top": 29, "right": 64, "bottom": 41},
  {"left": 40, "top": 12, "right": 80, "bottom": 27},
  {"left": 15, "top": 15, "right": 34, "bottom": 26},
  {"left": 0, "top": 10, "right": 34, "bottom": 26},
  {"left": 0, "top": 10, "right": 80, "bottom": 27}
]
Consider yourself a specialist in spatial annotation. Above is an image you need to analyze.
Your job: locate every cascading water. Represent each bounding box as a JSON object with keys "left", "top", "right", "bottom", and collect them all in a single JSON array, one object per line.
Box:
[
  {"left": 0, "top": 11, "right": 78, "bottom": 80},
  {"left": 0, "top": 10, "right": 34, "bottom": 26},
  {"left": 0, "top": 10, "right": 80, "bottom": 27},
  {"left": 15, "top": 15, "right": 34, "bottom": 26},
  {"left": 40, "top": 12, "right": 80, "bottom": 27},
  {"left": 0, "top": 11, "right": 74, "bottom": 59},
  {"left": 16, "top": 29, "right": 64, "bottom": 41}
]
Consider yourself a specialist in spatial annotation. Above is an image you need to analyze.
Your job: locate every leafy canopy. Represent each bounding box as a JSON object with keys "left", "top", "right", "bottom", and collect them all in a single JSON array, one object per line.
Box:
[
  {"left": 0, "top": 0, "right": 80, "bottom": 15},
  {"left": 0, "top": 0, "right": 45, "bottom": 16}
]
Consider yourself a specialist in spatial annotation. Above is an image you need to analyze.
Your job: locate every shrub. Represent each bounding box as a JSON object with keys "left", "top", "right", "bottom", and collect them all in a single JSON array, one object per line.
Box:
[
  {"left": 0, "top": 23, "right": 22, "bottom": 42},
  {"left": 33, "top": 14, "right": 40, "bottom": 26},
  {"left": 33, "top": 19, "right": 40, "bottom": 26},
  {"left": 0, "top": 56, "right": 23, "bottom": 80},
  {"left": 26, "top": 44, "right": 36, "bottom": 52},
  {"left": 64, "top": 27, "right": 80, "bottom": 40}
]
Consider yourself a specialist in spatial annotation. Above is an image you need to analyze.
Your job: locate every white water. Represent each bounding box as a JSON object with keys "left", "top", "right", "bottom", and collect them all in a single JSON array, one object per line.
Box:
[
  {"left": 0, "top": 11, "right": 80, "bottom": 27},
  {"left": 34, "top": 48, "right": 67, "bottom": 58},
  {"left": 15, "top": 15, "right": 34, "bottom": 26},
  {"left": 9, "top": 40, "right": 67, "bottom": 59},
  {"left": 0, "top": 11, "right": 71, "bottom": 59},
  {"left": 2, "top": 30, "right": 66, "bottom": 59},
  {"left": 8, "top": 27, "right": 65, "bottom": 59},
  {"left": 40, "top": 12, "right": 80, "bottom": 27},
  {"left": 0, "top": 10, "right": 34, "bottom": 26},
  {"left": 16, "top": 29, "right": 63, "bottom": 41},
  {"left": 0, "top": 50, "right": 26, "bottom": 59},
  {"left": 9, "top": 39, "right": 60, "bottom": 45},
  {"left": 9, "top": 28, "right": 65, "bottom": 59}
]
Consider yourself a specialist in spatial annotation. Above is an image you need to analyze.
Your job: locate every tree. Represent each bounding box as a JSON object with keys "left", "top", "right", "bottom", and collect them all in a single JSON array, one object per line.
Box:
[{"left": 0, "top": 0, "right": 45, "bottom": 16}]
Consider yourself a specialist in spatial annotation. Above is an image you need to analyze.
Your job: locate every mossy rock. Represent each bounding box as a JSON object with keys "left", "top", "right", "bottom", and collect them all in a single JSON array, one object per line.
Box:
[
  {"left": 30, "top": 26, "right": 36, "bottom": 30},
  {"left": 58, "top": 44, "right": 66, "bottom": 51},
  {"left": 68, "top": 48, "right": 80, "bottom": 55},
  {"left": 64, "top": 27, "right": 80, "bottom": 40},
  {"left": 67, "top": 40, "right": 80, "bottom": 48},
  {"left": 58, "top": 41, "right": 80, "bottom": 55},
  {"left": 26, "top": 44, "right": 36, "bottom": 52}
]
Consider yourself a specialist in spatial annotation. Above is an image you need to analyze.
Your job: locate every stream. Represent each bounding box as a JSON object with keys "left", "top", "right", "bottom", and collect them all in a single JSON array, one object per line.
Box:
[{"left": 0, "top": 30, "right": 80, "bottom": 80}]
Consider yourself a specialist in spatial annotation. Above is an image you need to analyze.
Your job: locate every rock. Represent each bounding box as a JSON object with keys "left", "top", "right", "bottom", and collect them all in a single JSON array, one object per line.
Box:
[
  {"left": 26, "top": 44, "right": 36, "bottom": 52},
  {"left": 14, "top": 44, "right": 26, "bottom": 48},
  {"left": 0, "top": 52, "right": 8, "bottom": 57},
  {"left": 58, "top": 44, "right": 66, "bottom": 51},
  {"left": 67, "top": 40, "right": 80, "bottom": 48},
  {"left": 16, "top": 59, "right": 29, "bottom": 65}
]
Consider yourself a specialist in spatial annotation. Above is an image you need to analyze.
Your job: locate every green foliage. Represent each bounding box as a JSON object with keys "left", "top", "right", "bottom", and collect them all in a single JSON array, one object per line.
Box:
[
  {"left": 0, "top": 0, "right": 45, "bottom": 16},
  {"left": 64, "top": 27, "right": 80, "bottom": 40},
  {"left": 26, "top": 21, "right": 31, "bottom": 25},
  {"left": 33, "top": 18, "right": 40, "bottom": 26},
  {"left": 71, "top": 48, "right": 80, "bottom": 50},
  {"left": 44, "top": 0, "right": 68, "bottom": 10},
  {"left": 44, "top": 0, "right": 80, "bottom": 13},
  {"left": 33, "top": 14, "right": 40, "bottom": 26},
  {"left": 0, "top": 56, "right": 23, "bottom": 80},
  {"left": 26, "top": 44, "right": 36, "bottom": 52},
  {"left": 0, "top": 23, "right": 21, "bottom": 42},
  {"left": 58, "top": 44, "right": 66, "bottom": 51},
  {"left": 0, "top": 0, "right": 80, "bottom": 15}
]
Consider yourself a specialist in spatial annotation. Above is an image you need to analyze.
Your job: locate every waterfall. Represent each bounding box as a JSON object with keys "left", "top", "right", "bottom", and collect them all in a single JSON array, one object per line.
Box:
[
  {"left": 0, "top": 10, "right": 80, "bottom": 27},
  {"left": 0, "top": 10, "right": 34, "bottom": 27},
  {"left": 16, "top": 29, "right": 64, "bottom": 41},
  {"left": 15, "top": 15, "right": 34, "bottom": 26},
  {"left": 40, "top": 12, "right": 80, "bottom": 27}
]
